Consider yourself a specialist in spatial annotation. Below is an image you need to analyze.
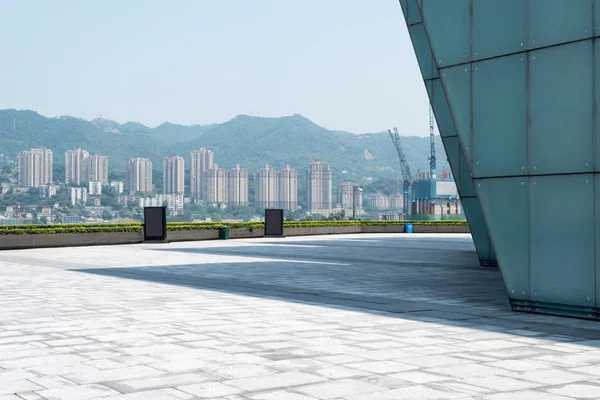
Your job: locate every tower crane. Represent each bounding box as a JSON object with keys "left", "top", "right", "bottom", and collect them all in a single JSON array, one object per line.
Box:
[
  {"left": 388, "top": 127, "right": 414, "bottom": 219},
  {"left": 428, "top": 105, "right": 436, "bottom": 179}
]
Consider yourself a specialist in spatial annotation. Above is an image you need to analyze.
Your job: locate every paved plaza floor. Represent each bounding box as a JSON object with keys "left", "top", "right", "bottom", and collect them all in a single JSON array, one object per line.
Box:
[{"left": 0, "top": 233, "right": 599, "bottom": 399}]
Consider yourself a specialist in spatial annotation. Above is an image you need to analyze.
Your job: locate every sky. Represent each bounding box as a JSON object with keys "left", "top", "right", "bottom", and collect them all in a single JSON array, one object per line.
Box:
[{"left": 0, "top": 0, "right": 431, "bottom": 136}]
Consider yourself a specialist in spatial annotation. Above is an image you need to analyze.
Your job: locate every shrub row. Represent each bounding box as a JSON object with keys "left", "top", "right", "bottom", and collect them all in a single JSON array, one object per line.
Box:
[{"left": 0, "top": 219, "right": 467, "bottom": 235}]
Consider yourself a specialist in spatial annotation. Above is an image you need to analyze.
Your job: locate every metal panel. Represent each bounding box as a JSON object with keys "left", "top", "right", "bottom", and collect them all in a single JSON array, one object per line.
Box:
[
  {"left": 528, "top": 0, "right": 594, "bottom": 49},
  {"left": 472, "top": 54, "right": 527, "bottom": 178},
  {"left": 596, "top": 40, "right": 600, "bottom": 173},
  {"left": 472, "top": 0, "right": 527, "bottom": 61},
  {"left": 440, "top": 64, "right": 472, "bottom": 163},
  {"left": 408, "top": 24, "right": 439, "bottom": 80},
  {"left": 529, "top": 41, "right": 594, "bottom": 175},
  {"left": 460, "top": 197, "right": 494, "bottom": 263},
  {"left": 476, "top": 177, "right": 529, "bottom": 300},
  {"left": 420, "top": 0, "right": 470, "bottom": 68},
  {"left": 596, "top": 174, "right": 600, "bottom": 308},
  {"left": 530, "top": 175, "right": 595, "bottom": 307},
  {"left": 427, "top": 78, "right": 457, "bottom": 139}
]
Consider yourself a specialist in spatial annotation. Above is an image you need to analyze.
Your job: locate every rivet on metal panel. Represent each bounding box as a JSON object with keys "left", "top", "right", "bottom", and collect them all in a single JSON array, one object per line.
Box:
[
  {"left": 532, "top": 40, "right": 536, "bottom": 44},
  {"left": 587, "top": 297, "right": 591, "bottom": 301},
  {"left": 443, "top": 72, "right": 446, "bottom": 76},
  {"left": 521, "top": 182, "right": 524, "bottom": 186},
  {"left": 586, "top": 179, "right": 590, "bottom": 184},
  {"left": 585, "top": 45, "right": 589, "bottom": 50},
  {"left": 534, "top": 293, "right": 537, "bottom": 296},
  {"left": 477, "top": 183, "right": 481, "bottom": 187},
  {"left": 438, "top": 60, "right": 442, "bottom": 64},
  {"left": 475, "top": 52, "right": 478, "bottom": 56},
  {"left": 511, "top": 290, "right": 515, "bottom": 294},
  {"left": 522, "top": 292, "right": 525, "bottom": 295},
  {"left": 475, "top": 67, "right": 478, "bottom": 71},
  {"left": 585, "top": 162, "right": 589, "bottom": 167},
  {"left": 533, "top": 182, "right": 537, "bottom": 186},
  {"left": 476, "top": 161, "right": 479, "bottom": 165},
  {"left": 533, "top": 166, "right": 536, "bottom": 169},
  {"left": 520, "top": 58, "right": 524, "bottom": 62},
  {"left": 520, "top": 42, "right": 524, "bottom": 46},
  {"left": 585, "top": 28, "right": 588, "bottom": 33},
  {"left": 464, "top": 68, "right": 468, "bottom": 72},
  {"left": 466, "top": 146, "right": 469, "bottom": 150},
  {"left": 532, "top": 55, "right": 536, "bottom": 60},
  {"left": 464, "top": 54, "right": 468, "bottom": 58},
  {"left": 521, "top": 166, "right": 525, "bottom": 170}
]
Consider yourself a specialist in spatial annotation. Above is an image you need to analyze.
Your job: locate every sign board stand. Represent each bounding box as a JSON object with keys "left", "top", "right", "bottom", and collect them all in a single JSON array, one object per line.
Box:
[
  {"left": 264, "top": 209, "right": 285, "bottom": 237},
  {"left": 143, "top": 206, "right": 169, "bottom": 243}
]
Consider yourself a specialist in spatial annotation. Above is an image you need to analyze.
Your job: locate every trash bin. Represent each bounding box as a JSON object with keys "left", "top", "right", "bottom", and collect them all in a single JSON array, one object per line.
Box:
[
  {"left": 405, "top": 223, "right": 413, "bottom": 234},
  {"left": 218, "top": 226, "right": 230, "bottom": 240}
]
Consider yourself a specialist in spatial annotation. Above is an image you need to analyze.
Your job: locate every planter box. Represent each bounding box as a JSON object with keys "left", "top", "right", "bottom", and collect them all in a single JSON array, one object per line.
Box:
[
  {"left": 230, "top": 228, "right": 265, "bottom": 239},
  {"left": 0, "top": 223, "right": 470, "bottom": 251}
]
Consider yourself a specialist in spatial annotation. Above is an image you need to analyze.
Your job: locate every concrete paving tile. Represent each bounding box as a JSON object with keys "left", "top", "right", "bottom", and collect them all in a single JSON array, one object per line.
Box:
[
  {"left": 546, "top": 383, "right": 600, "bottom": 398},
  {"left": 293, "top": 379, "right": 387, "bottom": 399},
  {"left": 249, "top": 391, "right": 319, "bottom": 400},
  {"left": 483, "top": 390, "right": 576, "bottom": 400},
  {"left": 35, "top": 384, "right": 120, "bottom": 400},
  {"left": 345, "top": 360, "right": 418, "bottom": 374},
  {"left": 178, "top": 382, "right": 244, "bottom": 397},
  {"left": 344, "top": 384, "right": 468, "bottom": 400},
  {"left": 105, "top": 372, "right": 214, "bottom": 393},
  {"left": 226, "top": 371, "right": 326, "bottom": 392},
  {"left": 388, "top": 370, "right": 449, "bottom": 384},
  {"left": 0, "top": 380, "right": 43, "bottom": 395}
]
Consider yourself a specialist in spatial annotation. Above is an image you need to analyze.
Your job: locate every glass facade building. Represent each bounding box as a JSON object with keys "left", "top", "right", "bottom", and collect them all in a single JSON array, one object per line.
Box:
[{"left": 401, "top": 0, "right": 600, "bottom": 318}]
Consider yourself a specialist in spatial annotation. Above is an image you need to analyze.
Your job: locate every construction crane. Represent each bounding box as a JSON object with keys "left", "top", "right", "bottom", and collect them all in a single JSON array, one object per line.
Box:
[
  {"left": 428, "top": 105, "right": 436, "bottom": 179},
  {"left": 388, "top": 127, "right": 414, "bottom": 219}
]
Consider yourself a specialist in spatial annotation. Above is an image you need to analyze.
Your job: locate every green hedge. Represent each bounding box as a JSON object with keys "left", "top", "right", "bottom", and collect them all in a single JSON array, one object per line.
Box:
[{"left": 0, "top": 220, "right": 467, "bottom": 235}]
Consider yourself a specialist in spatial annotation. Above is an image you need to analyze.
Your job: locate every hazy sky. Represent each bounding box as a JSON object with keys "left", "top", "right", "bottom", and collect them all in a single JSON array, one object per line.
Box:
[{"left": 0, "top": 0, "right": 431, "bottom": 135}]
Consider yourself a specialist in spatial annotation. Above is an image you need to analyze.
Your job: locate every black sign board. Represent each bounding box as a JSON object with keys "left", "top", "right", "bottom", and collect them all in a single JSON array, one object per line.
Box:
[
  {"left": 264, "top": 209, "right": 284, "bottom": 237},
  {"left": 144, "top": 206, "right": 167, "bottom": 241}
]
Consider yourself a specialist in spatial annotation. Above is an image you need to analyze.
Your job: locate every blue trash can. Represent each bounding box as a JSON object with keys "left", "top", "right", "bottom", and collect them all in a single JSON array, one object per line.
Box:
[{"left": 405, "top": 223, "right": 413, "bottom": 234}]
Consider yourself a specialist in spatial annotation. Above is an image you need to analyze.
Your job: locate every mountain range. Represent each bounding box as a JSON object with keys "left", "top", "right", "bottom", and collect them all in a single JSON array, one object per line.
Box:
[{"left": 0, "top": 109, "right": 448, "bottom": 184}]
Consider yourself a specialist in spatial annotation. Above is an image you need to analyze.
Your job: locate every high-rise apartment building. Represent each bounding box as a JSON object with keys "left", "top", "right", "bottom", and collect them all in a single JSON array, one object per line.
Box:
[
  {"left": 366, "top": 193, "right": 389, "bottom": 210},
  {"left": 277, "top": 165, "right": 298, "bottom": 210},
  {"left": 190, "top": 147, "right": 214, "bottom": 200},
  {"left": 89, "top": 181, "right": 102, "bottom": 196},
  {"left": 227, "top": 164, "right": 248, "bottom": 207},
  {"left": 204, "top": 164, "right": 227, "bottom": 204},
  {"left": 65, "top": 148, "right": 89, "bottom": 185},
  {"left": 88, "top": 155, "right": 109, "bottom": 185},
  {"left": 389, "top": 193, "right": 403, "bottom": 210},
  {"left": 126, "top": 158, "right": 153, "bottom": 194},
  {"left": 307, "top": 161, "right": 332, "bottom": 212},
  {"left": 18, "top": 148, "right": 53, "bottom": 188},
  {"left": 256, "top": 164, "right": 278, "bottom": 208},
  {"left": 163, "top": 156, "right": 185, "bottom": 194},
  {"left": 110, "top": 181, "right": 124, "bottom": 194},
  {"left": 70, "top": 187, "right": 87, "bottom": 206},
  {"left": 338, "top": 182, "right": 362, "bottom": 210}
]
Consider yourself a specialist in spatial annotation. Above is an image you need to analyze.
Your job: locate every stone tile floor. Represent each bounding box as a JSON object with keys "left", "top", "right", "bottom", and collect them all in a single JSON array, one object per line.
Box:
[{"left": 0, "top": 233, "right": 599, "bottom": 399}]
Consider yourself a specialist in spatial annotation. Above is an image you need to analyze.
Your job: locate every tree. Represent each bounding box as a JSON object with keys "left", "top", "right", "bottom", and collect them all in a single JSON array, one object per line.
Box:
[
  {"left": 101, "top": 211, "right": 113, "bottom": 221},
  {"left": 39, "top": 216, "right": 48, "bottom": 224}
]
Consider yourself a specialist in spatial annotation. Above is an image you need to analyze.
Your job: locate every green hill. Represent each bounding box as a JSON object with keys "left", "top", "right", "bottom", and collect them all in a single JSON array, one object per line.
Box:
[{"left": 0, "top": 109, "right": 448, "bottom": 184}]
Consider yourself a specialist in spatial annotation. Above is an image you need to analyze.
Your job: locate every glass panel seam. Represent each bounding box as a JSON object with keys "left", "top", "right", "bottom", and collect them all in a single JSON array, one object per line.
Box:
[{"left": 526, "top": 0, "right": 532, "bottom": 301}]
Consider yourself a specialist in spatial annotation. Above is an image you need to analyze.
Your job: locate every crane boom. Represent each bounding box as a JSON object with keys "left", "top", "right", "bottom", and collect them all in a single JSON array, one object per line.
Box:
[
  {"left": 388, "top": 127, "right": 414, "bottom": 218},
  {"left": 428, "top": 105, "right": 436, "bottom": 178}
]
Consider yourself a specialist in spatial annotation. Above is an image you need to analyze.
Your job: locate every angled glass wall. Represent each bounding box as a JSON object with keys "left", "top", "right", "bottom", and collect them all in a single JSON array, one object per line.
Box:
[
  {"left": 401, "top": 0, "right": 600, "bottom": 319},
  {"left": 400, "top": 0, "right": 496, "bottom": 267}
]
